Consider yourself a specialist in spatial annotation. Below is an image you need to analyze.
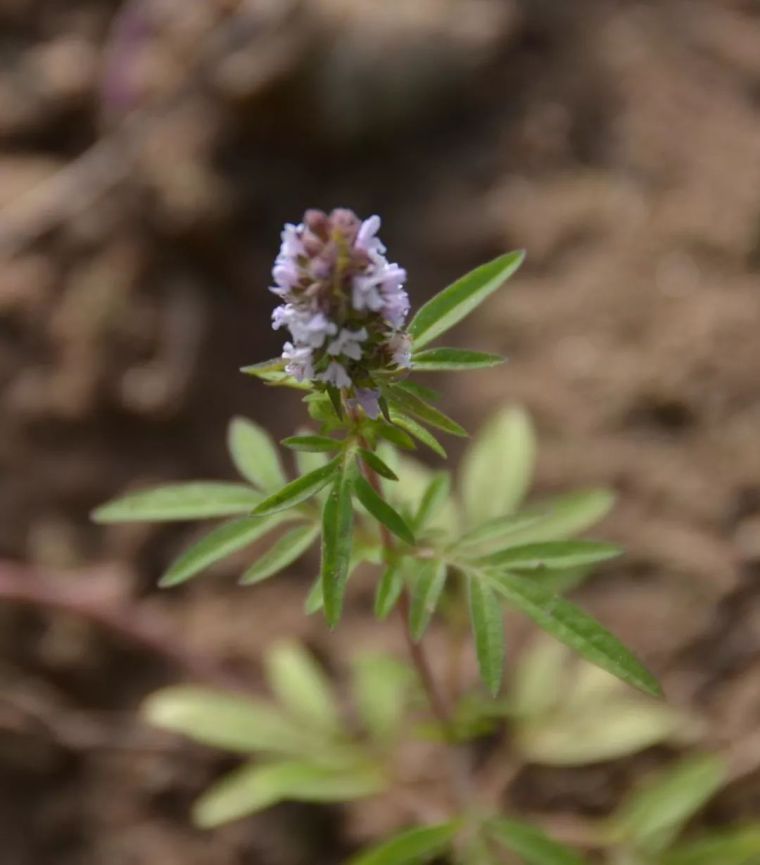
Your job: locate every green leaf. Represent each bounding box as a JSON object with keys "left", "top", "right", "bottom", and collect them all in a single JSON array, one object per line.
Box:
[
  {"left": 457, "top": 489, "right": 615, "bottom": 553},
  {"left": 347, "top": 822, "right": 460, "bottom": 865},
  {"left": 194, "top": 759, "right": 385, "bottom": 828},
  {"left": 282, "top": 434, "right": 340, "bottom": 452},
  {"left": 143, "top": 686, "right": 320, "bottom": 755},
  {"left": 358, "top": 449, "right": 399, "bottom": 481},
  {"left": 355, "top": 475, "right": 415, "bottom": 545},
  {"left": 477, "top": 540, "right": 622, "bottom": 571},
  {"left": 264, "top": 641, "right": 341, "bottom": 732},
  {"left": 389, "top": 412, "right": 447, "bottom": 458},
  {"left": 460, "top": 406, "right": 535, "bottom": 524},
  {"left": 500, "top": 489, "right": 615, "bottom": 546},
  {"left": 252, "top": 457, "right": 340, "bottom": 517},
  {"left": 321, "top": 459, "right": 355, "bottom": 627},
  {"left": 515, "top": 656, "right": 685, "bottom": 766},
  {"left": 410, "top": 559, "right": 447, "bottom": 641},
  {"left": 227, "top": 417, "right": 286, "bottom": 490},
  {"left": 351, "top": 654, "right": 414, "bottom": 741},
  {"left": 408, "top": 250, "right": 525, "bottom": 349},
  {"left": 485, "top": 570, "right": 661, "bottom": 696},
  {"left": 413, "top": 472, "right": 451, "bottom": 531},
  {"left": 661, "top": 827, "right": 760, "bottom": 865},
  {"left": 304, "top": 575, "right": 324, "bottom": 614},
  {"left": 92, "top": 482, "right": 261, "bottom": 523},
  {"left": 374, "top": 560, "right": 405, "bottom": 619},
  {"left": 411, "top": 348, "right": 505, "bottom": 371},
  {"left": 239, "top": 523, "right": 319, "bottom": 584},
  {"left": 239, "top": 356, "right": 286, "bottom": 379},
  {"left": 467, "top": 576, "right": 505, "bottom": 696},
  {"left": 160, "top": 515, "right": 289, "bottom": 587},
  {"left": 384, "top": 385, "right": 467, "bottom": 438},
  {"left": 610, "top": 756, "right": 726, "bottom": 853},
  {"left": 374, "top": 419, "right": 417, "bottom": 450},
  {"left": 487, "top": 817, "right": 588, "bottom": 865}
]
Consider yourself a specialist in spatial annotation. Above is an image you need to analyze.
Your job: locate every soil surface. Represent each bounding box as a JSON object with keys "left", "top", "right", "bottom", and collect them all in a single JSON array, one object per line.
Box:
[{"left": 2, "top": 1, "right": 760, "bottom": 863}]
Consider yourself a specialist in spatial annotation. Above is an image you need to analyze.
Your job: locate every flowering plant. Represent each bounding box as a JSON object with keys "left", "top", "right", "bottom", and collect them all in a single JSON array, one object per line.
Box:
[{"left": 94, "top": 210, "right": 663, "bottom": 864}]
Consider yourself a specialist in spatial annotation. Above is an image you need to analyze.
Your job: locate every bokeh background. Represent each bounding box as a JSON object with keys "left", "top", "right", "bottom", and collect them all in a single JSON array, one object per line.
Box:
[{"left": 2, "top": 0, "right": 760, "bottom": 862}]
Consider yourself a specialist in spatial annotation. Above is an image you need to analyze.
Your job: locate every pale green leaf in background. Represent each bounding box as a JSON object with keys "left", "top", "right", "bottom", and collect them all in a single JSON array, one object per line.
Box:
[
  {"left": 409, "top": 559, "right": 447, "bottom": 641},
  {"left": 159, "top": 514, "right": 291, "bottom": 587},
  {"left": 143, "top": 686, "right": 320, "bottom": 756},
  {"left": 460, "top": 406, "right": 535, "bottom": 525},
  {"left": 92, "top": 482, "right": 261, "bottom": 523},
  {"left": 227, "top": 417, "right": 286, "bottom": 490},
  {"left": 239, "top": 523, "right": 319, "bottom": 584},
  {"left": 351, "top": 654, "right": 414, "bottom": 741},
  {"left": 194, "top": 759, "right": 385, "bottom": 828},
  {"left": 263, "top": 641, "right": 341, "bottom": 732},
  {"left": 413, "top": 472, "right": 451, "bottom": 531},
  {"left": 346, "top": 821, "right": 460, "bottom": 865},
  {"left": 408, "top": 250, "right": 525, "bottom": 349},
  {"left": 374, "top": 560, "right": 405, "bottom": 620}
]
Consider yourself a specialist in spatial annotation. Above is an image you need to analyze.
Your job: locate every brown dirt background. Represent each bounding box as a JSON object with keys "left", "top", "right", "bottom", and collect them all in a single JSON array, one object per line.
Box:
[{"left": 1, "top": 0, "right": 760, "bottom": 862}]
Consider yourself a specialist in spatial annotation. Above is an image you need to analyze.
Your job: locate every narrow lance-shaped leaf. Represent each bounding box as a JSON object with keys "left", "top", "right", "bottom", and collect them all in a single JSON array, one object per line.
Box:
[
  {"left": 412, "top": 348, "right": 505, "bottom": 371},
  {"left": 142, "top": 686, "right": 320, "bottom": 755},
  {"left": 304, "top": 575, "right": 324, "bottom": 614},
  {"left": 373, "top": 419, "right": 417, "bottom": 450},
  {"left": 460, "top": 405, "right": 535, "bottom": 524},
  {"left": 227, "top": 417, "right": 286, "bottom": 490},
  {"left": 610, "top": 755, "right": 726, "bottom": 852},
  {"left": 389, "top": 411, "right": 447, "bottom": 459},
  {"left": 92, "top": 482, "right": 261, "bottom": 523},
  {"left": 194, "top": 759, "right": 385, "bottom": 828},
  {"left": 252, "top": 457, "right": 340, "bottom": 517},
  {"left": 347, "top": 822, "right": 460, "bottom": 865},
  {"left": 413, "top": 472, "right": 451, "bottom": 531},
  {"left": 351, "top": 654, "right": 414, "bottom": 741},
  {"left": 661, "top": 826, "right": 760, "bottom": 865},
  {"left": 487, "top": 817, "right": 589, "bottom": 865},
  {"left": 355, "top": 475, "right": 415, "bottom": 545},
  {"left": 384, "top": 385, "right": 467, "bottom": 438},
  {"left": 374, "top": 560, "right": 405, "bottom": 620},
  {"left": 282, "top": 434, "right": 341, "bottom": 452},
  {"left": 160, "top": 514, "right": 291, "bottom": 587},
  {"left": 467, "top": 575, "right": 505, "bottom": 696},
  {"left": 409, "top": 250, "right": 525, "bottom": 348},
  {"left": 410, "top": 559, "right": 447, "bottom": 641},
  {"left": 485, "top": 570, "right": 662, "bottom": 697},
  {"left": 239, "top": 523, "right": 319, "bottom": 584},
  {"left": 358, "top": 449, "right": 399, "bottom": 481},
  {"left": 264, "top": 641, "right": 341, "bottom": 732},
  {"left": 477, "top": 540, "right": 622, "bottom": 571},
  {"left": 321, "top": 459, "right": 355, "bottom": 627}
]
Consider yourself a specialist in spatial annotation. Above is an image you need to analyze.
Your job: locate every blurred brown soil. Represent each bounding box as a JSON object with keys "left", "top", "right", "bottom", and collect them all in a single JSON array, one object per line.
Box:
[{"left": 2, "top": 0, "right": 760, "bottom": 862}]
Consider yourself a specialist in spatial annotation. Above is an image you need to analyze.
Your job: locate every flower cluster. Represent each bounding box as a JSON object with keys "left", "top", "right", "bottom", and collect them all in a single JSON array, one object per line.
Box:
[{"left": 270, "top": 208, "right": 411, "bottom": 414}]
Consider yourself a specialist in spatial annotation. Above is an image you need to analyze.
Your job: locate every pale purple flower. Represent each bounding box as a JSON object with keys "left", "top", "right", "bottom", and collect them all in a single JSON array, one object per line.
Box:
[
  {"left": 355, "top": 215, "right": 386, "bottom": 255},
  {"left": 327, "top": 327, "right": 368, "bottom": 360},
  {"left": 282, "top": 342, "right": 314, "bottom": 381},
  {"left": 318, "top": 361, "right": 352, "bottom": 389},
  {"left": 350, "top": 387, "right": 381, "bottom": 419},
  {"left": 269, "top": 208, "right": 412, "bottom": 399}
]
